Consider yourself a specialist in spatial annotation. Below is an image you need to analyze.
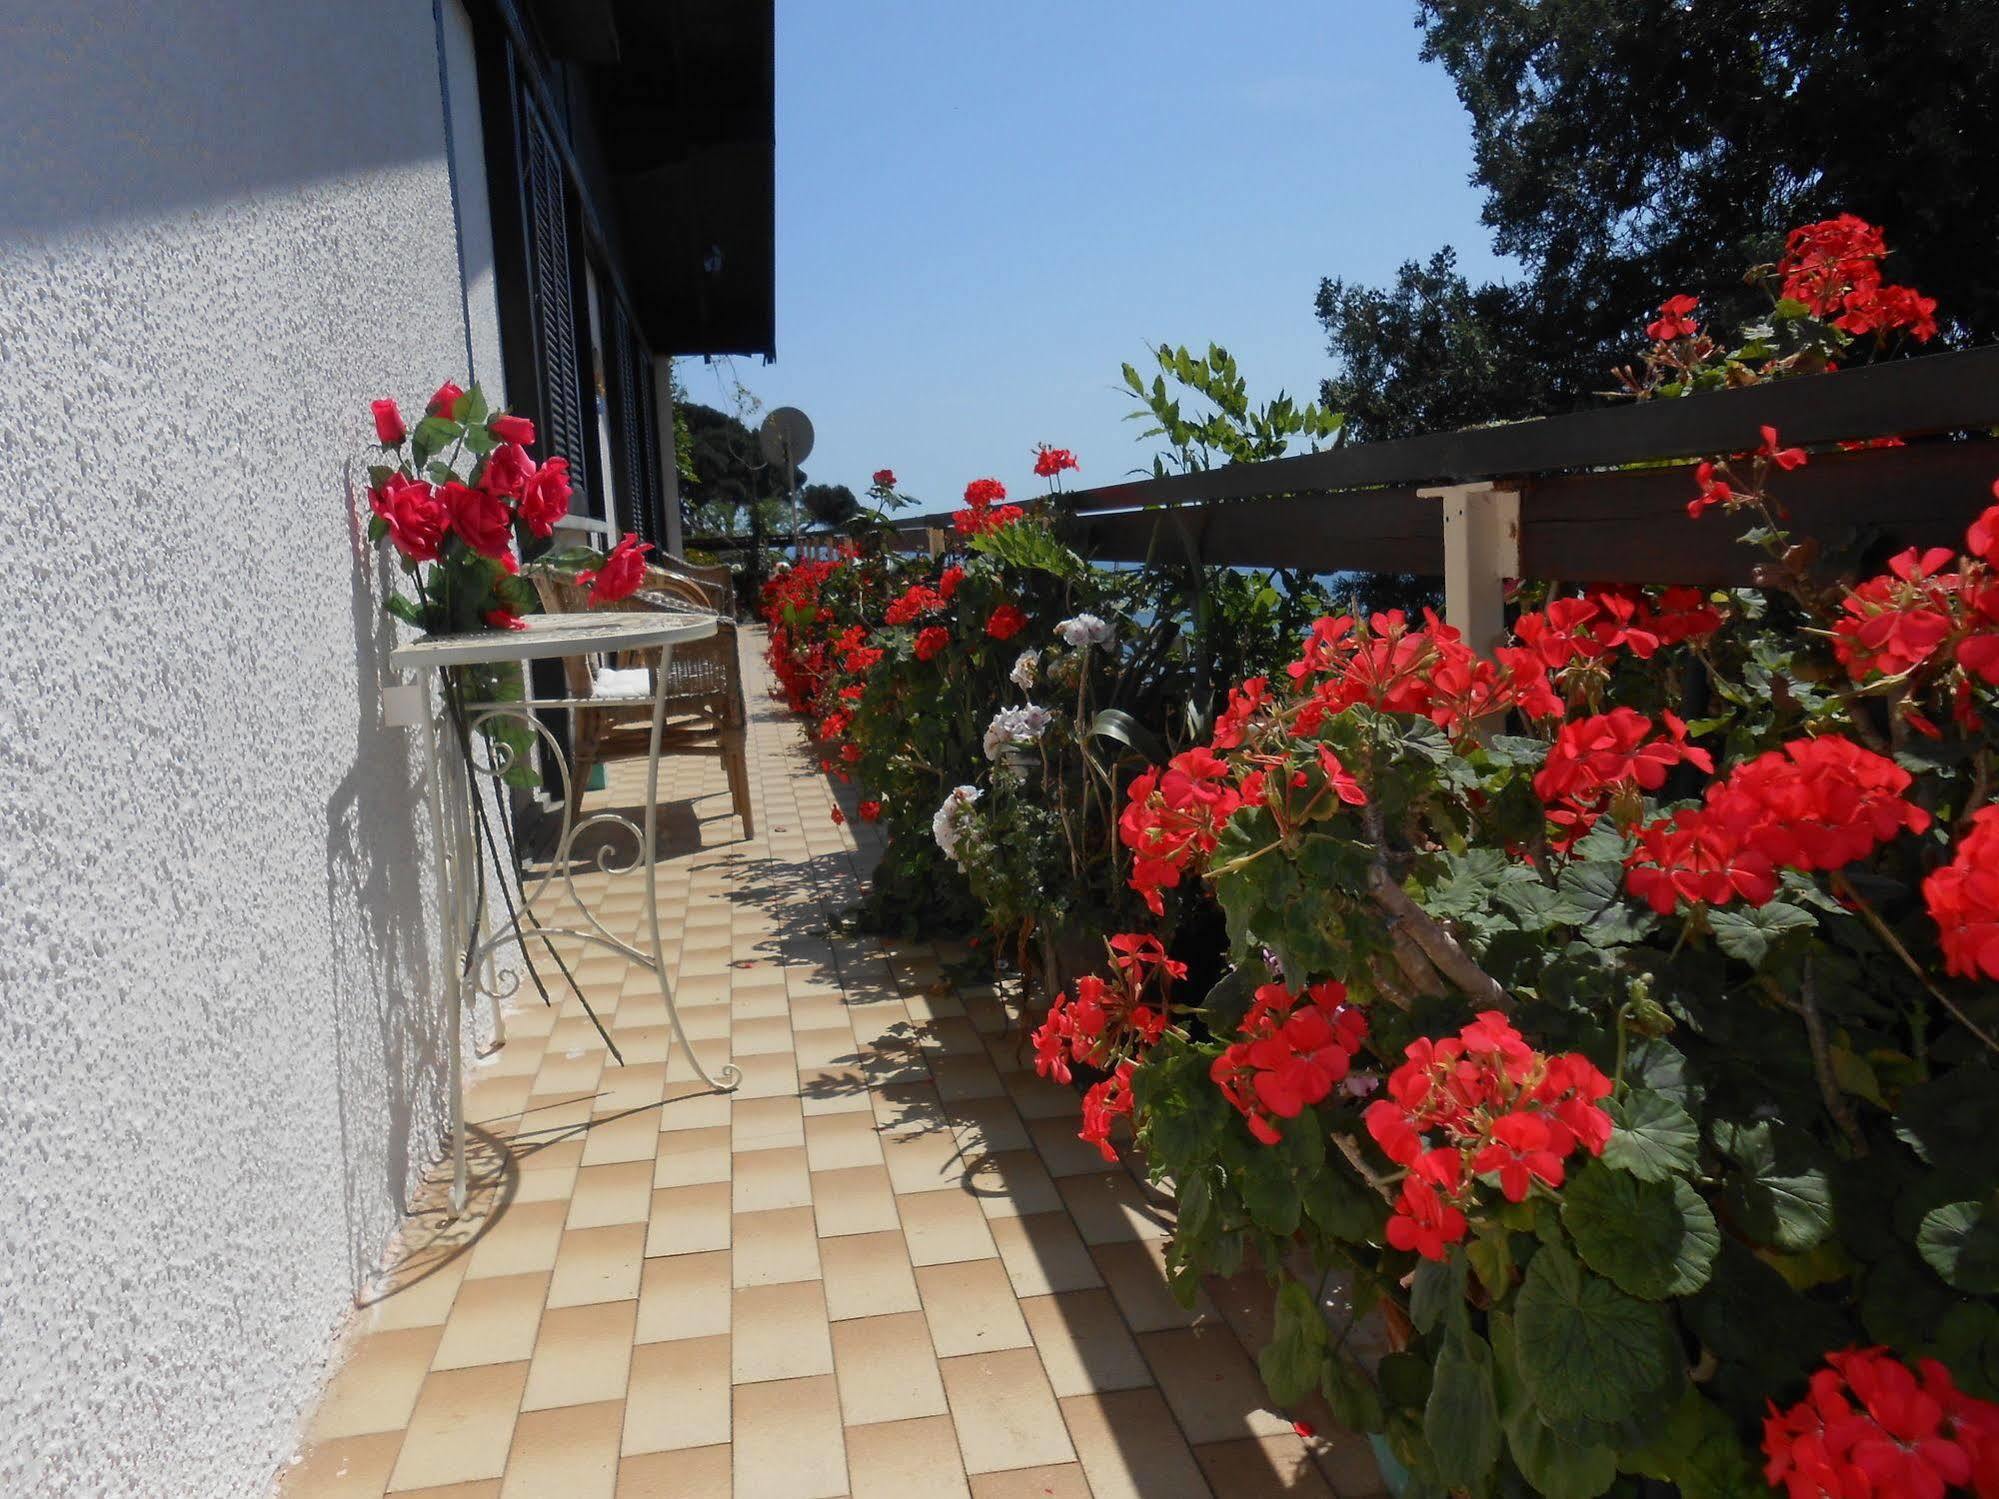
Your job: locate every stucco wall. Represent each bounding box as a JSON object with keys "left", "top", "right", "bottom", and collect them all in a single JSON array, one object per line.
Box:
[{"left": 0, "top": 2, "right": 507, "bottom": 1492}]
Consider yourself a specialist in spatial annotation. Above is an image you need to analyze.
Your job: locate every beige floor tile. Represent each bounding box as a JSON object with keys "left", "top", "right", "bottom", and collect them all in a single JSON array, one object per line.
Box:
[
  {"left": 798, "top": 1062, "right": 875, "bottom": 1114},
  {"left": 989, "top": 1213, "right": 1103, "bottom": 1298},
  {"left": 1139, "top": 1325, "right": 1292, "bottom": 1443},
  {"left": 386, "top": 1361, "right": 529, "bottom": 1491},
  {"left": 733, "top": 1146, "right": 813, "bottom": 1213},
  {"left": 792, "top": 1025, "right": 859, "bottom": 1070},
  {"left": 939, "top": 1349, "right": 1076, "bottom": 1474},
  {"left": 732, "top": 1013, "right": 797, "bottom": 1056},
  {"left": 930, "top": 1053, "right": 1009, "bottom": 1103},
  {"left": 810, "top": 1165, "right": 900, "bottom": 1237},
  {"left": 582, "top": 1109, "right": 668, "bottom": 1167},
  {"left": 535, "top": 1048, "right": 608, "bottom": 1098},
  {"left": 731, "top": 1095, "right": 805, "bottom": 1152},
  {"left": 732, "top": 1050, "right": 800, "bottom": 1100},
  {"left": 1057, "top": 1173, "right": 1170, "bottom": 1245},
  {"left": 1090, "top": 1241, "right": 1217, "bottom": 1332},
  {"left": 803, "top": 1111, "right": 884, "bottom": 1172},
  {"left": 622, "top": 1334, "right": 731, "bottom": 1454},
  {"left": 548, "top": 1223, "right": 647, "bottom": 1308},
  {"left": 820, "top": 1230, "right": 922, "bottom": 1321},
  {"left": 732, "top": 1280, "right": 834, "bottom": 1383},
  {"left": 281, "top": 1432, "right": 405, "bottom": 1497},
  {"left": 845, "top": 1414, "right": 972, "bottom": 1498},
  {"left": 898, "top": 1188, "right": 998, "bottom": 1266},
  {"left": 568, "top": 1161, "right": 657, "bottom": 1228},
  {"left": 499, "top": 1399, "right": 623, "bottom": 1499},
  {"left": 1059, "top": 1388, "right": 1211, "bottom": 1499},
  {"left": 311, "top": 1327, "right": 443, "bottom": 1440},
  {"left": 964, "top": 1151, "right": 1064, "bottom": 1221},
  {"left": 1309, "top": 1426, "right": 1392, "bottom": 1497},
  {"left": 1005, "top": 1070, "right": 1082, "bottom": 1121},
  {"left": 614, "top": 1444, "right": 732, "bottom": 1498},
  {"left": 880, "top": 1123, "right": 965, "bottom": 1196},
  {"left": 731, "top": 1206, "right": 822, "bottom": 1286},
  {"left": 646, "top": 1183, "right": 732, "bottom": 1257},
  {"left": 915, "top": 1261, "right": 1033, "bottom": 1357},
  {"left": 947, "top": 1099, "right": 1031, "bottom": 1156},
  {"left": 1195, "top": 1434, "right": 1336, "bottom": 1496},
  {"left": 968, "top": 1464, "right": 1093, "bottom": 1499},
  {"left": 657, "top": 1080, "right": 733, "bottom": 1132},
  {"left": 521, "top": 1300, "right": 639, "bottom": 1411},
  {"left": 359, "top": 1253, "right": 467, "bottom": 1334},
  {"left": 830, "top": 1310, "right": 949, "bottom": 1425},
  {"left": 467, "top": 1077, "right": 535, "bottom": 1127},
  {"left": 732, "top": 1374, "right": 847, "bottom": 1499},
  {"left": 432, "top": 1272, "right": 550, "bottom": 1370},
  {"left": 395, "top": 1474, "right": 504, "bottom": 1494},
  {"left": 1029, "top": 1117, "right": 1116, "bottom": 1178},
  {"left": 595, "top": 1062, "right": 669, "bottom": 1116},
  {"left": 1020, "top": 1290, "right": 1153, "bottom": 1397},
  {"left": 635, "top": 1250, "right": 731, "bottom": 1343},
  {"left": 467, "top": 1200, "right": 571, "bottom": 1281},
  {"left": 653, "top": 1125, "right": 732, "bottom": 1188}
]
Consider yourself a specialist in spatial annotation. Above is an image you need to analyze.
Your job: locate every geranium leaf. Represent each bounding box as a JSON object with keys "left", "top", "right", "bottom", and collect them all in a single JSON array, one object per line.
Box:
[
  {"left": 1424, "top": 1331, "right": 1502, "bottom": 1493},
  {"left": 1601, "top": 1090, "right": 1700, "bottom": 1182},
  {"left": 1618, "top": 1387, "right": 1763, "bottom": 1499},
  {"left": 1713, "top": 1119, "right": 1833, "bottom": 1252},
  {"left": 1506, "top": 1407, "right": 1618, "bottom": 1499},
  {"left": 1707, "top": 899, "right": 1814, "bottom": 966},
  {"left": 1514, "top": 1243, "right": 1682, "bottom": 1426},
  {"left": 1918, "top": 1197, "right": 1999, "bottom": 1293},
  {"left": 1561, "top": 1159, "right": 1719, "bottom": 1299},
  {"left": 1258, "top": 1277, "right": 1327, "bottom": 1404},
  {"left": 1409, "top": 1249, "right": 1468, "bottom": 1335}
]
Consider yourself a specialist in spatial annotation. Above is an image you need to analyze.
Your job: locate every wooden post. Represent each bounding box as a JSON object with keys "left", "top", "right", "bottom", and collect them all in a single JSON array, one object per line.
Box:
[{"left": 1418, "top": 482, "right": 1520, "bottom": 655}]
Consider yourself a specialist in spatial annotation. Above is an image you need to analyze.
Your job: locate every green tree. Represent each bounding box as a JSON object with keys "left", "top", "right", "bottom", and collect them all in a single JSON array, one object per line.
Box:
[
  {"left": 679, "top": 402, "right": 801, "bottom": 537},
  {"left": 1321, "top": 0, "right": 1999, "bottom": 440},
  {"left": 799, "top": 482, "right": 860, "bottom": 529}
]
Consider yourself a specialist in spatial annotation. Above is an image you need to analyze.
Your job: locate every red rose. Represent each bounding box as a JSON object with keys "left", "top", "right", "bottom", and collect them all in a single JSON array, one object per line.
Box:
[
  {"left": 915, "top": 625, "right": 950, "bottom": 660},
  {"left": 518, "top": 455, "right": 572, "bottom": 537},
  {"left": 578, "top": 531, "right": 653, "bottom": 604},
  {"left": 872, "top": 468, "right": 896, "bottom": 488},
  {"left": 370, "top": 474, "right": 448, "bottom": 562},
  {"left": 480, "top": 441, "right": 536, "bottom": 498},
  {"left": 443, "top": 480, "right": 513, "bottom": 559},
  {"left": 371, "top": 398, "right": 406, "bottom": 446},
  {"left": 427, "top": 381, "right": 466, "bottom": 418},
  {"left": 985, "top": 604, "right": 1028, "bottom": 640},
  {"left": 489, "top": 413, "right": 536, "bottom": 445}
]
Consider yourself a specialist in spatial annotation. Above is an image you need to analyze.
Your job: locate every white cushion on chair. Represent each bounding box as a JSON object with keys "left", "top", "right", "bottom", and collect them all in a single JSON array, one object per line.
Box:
[{"left": 593, "top": 667, "right": 653, "bottom": 700}]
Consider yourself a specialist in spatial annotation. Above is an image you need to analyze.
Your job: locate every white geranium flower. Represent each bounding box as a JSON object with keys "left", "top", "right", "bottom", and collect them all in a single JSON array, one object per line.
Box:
[
  {"left": 1054, "top": 612, "right": 1112, "bottom": 648},
  {"left": 932, "top": 785, "right": 982, "bottom": 867},
  {"left": 982, "top": 704, "right": 1053, "bottom": 762},
  {"left": 1010, "top": 649, "right": 1040, "bottom": 690}
]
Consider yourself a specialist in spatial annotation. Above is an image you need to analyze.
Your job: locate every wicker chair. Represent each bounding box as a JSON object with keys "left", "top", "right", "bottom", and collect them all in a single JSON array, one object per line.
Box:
[
  {"left": 527, "top": 568, "right": 754, "bottom": 838},
  {"left": 647, "top": 557, "right": 736, "bottom": 617}
]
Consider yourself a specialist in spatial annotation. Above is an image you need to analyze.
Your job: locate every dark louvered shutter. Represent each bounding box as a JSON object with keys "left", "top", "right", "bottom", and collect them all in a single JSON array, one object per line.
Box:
[
  {"left": 606, "top": 296, "right": 664, "bottom": 546},
  {"left": 519, "top": 94, "right": 589, "bottom": 489}
]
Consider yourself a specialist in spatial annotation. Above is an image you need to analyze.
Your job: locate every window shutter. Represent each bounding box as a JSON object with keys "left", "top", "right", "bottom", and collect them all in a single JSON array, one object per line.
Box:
[
  {"left": 519, "top": 94, "right": 589, "bottom": 487},
  {"left": 606, "top": 296, "right": 663, "bottom": 545}
]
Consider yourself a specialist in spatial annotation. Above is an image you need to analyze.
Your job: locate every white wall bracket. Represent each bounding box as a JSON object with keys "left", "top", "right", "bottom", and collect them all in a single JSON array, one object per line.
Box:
[{"left": 1417, "top": 481, "right": 1522, "bottom": 655}]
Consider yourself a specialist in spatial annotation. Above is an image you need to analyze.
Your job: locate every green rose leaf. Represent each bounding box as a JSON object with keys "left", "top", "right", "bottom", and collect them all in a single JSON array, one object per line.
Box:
[
  {"left": 1714, "top": 1119, "right": 1834, "bottom": 1252},
  {"left": 1707, "top": 899, "right": 1815, "bottom": 966},
  {"left": 1918, "top": 1197, "right": 1999, "bottom": 1293},
  {"left": 1514, "top": 1243, "right": 1682, "bottom": 1426},
  {"left": 1561, "top": 1158, "right": 1719, "bottom": 1298},
  {"left": 1424, "top": 1331, "right": 1502, "bottom": 1493},
  {"left": 410, "top": 413, "right": 462, "bottom": 466},
  {"left": 1258, "top": 1277, "right": 1327, "bottom": 1405},
  {"left": 1601, "top": 1090, "right": 1701, "bottom": 1182}
]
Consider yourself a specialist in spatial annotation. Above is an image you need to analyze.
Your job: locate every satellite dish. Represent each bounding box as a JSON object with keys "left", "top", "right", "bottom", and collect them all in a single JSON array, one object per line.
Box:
[{"left": 758, "top": 407, "right": 814, "bottom": 467}]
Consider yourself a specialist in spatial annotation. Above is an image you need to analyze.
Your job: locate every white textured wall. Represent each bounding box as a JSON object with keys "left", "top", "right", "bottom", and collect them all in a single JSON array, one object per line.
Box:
[{"left": 0, "top": 2, "right": 503, "bottom": 1493}]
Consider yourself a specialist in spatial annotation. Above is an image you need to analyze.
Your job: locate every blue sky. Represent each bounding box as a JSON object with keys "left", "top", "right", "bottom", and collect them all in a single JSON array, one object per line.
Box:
[{"left": 680, "top": 1, "right": 1513, "bottom": 510}]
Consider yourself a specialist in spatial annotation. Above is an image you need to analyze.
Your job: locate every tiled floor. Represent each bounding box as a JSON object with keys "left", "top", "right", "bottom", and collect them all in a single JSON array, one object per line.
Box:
[{"left": 279, "top": 628, "right": 1388, "bottom": 1498}]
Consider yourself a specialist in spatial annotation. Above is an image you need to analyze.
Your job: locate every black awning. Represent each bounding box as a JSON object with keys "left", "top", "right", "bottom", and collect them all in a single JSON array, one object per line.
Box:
[{"left": 530, "top": 0, "right": 775, "bottom": 358}]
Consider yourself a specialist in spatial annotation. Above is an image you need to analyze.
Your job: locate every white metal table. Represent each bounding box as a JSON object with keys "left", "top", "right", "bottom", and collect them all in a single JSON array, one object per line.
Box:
[{"left": 391, "top": 611, "right": 742, "bottom": 1213}]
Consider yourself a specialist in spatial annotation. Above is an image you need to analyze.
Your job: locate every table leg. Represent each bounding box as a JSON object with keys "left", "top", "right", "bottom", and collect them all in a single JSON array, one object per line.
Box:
[{"left": 419, "top": 677, "right": 471, "bottom": 1216}]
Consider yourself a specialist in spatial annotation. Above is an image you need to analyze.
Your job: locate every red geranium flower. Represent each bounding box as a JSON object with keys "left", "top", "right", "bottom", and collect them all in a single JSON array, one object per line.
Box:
[
  {"left": 1033, "top": 445, "right": 1080, "bottom": 479},
  {"left": 986, "top": 605, "right": 1028, "bottom": 640},
  {"left": 858, "top": 800, "right": 882, "bottom": 822},
  {"left": 914, "top": 625, "right": 950, "bottom": 661},
  {"left": 1645, "top": 294, "right": 1700, "bottom": 343}
]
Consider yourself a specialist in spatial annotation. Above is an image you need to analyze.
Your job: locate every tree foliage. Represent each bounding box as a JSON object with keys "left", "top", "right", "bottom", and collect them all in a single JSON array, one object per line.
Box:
[{"left": 1320, "top": 0, "right": 1999, "bottom": 440}]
